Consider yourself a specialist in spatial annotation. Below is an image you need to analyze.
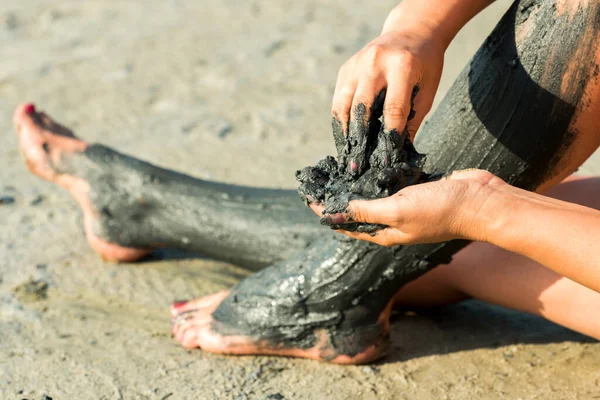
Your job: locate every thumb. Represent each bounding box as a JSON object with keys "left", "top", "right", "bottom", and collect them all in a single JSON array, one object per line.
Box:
[
  {"left": 444, "top": 169, "right": 500, "bottom": 184},
  {"left": 321, "top": 194, "right": 411, "bottom": 227}
]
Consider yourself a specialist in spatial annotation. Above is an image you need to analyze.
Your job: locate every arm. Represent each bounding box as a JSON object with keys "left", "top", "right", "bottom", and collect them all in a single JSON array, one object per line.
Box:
[
  {"left": 382, "top": 0, "right": 496, "bottom": 49},
  {"left": 310, "top": 170, "right": 600, "bottom": 293},
  {"left": 482, "top": 184, "right": 600, "bottom": 293}
]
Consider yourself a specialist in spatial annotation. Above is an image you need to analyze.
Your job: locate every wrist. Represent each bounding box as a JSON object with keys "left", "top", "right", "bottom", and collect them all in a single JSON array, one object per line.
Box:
[
  {"left": 383, "top": 0, "right": 493, "bottom": 49},
  {"left": 457, "top": 182, "right": 518, "bottom": 243},
  {"left": 382, "top": 3, "right": 454, "bottom": 49}
]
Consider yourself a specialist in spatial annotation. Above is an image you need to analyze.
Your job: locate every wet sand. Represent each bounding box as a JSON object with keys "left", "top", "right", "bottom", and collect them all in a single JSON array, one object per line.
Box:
[{"left": 1, "top": 0, "right": 599, "bottom": 399}]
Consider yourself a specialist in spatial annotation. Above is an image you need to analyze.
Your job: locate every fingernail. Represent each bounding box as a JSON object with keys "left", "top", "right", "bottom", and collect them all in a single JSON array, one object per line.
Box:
[
  {"left": 24, "top": 104, "right": 36, "bottom": 114},
  {"left": 320, "top": 212, "right": 347, "bottom": 226},
  {"left": 349, "top": 160, "right": 358, "bottom": 173}
]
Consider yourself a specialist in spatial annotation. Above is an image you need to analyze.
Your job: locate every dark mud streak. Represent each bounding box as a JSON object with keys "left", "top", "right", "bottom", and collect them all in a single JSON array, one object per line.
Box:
[
  {"left": 212, "top": 0, "right": 600, "bottom": 358},
  {"left": 71, "top": 144, "right": 326, "bottom": 269},
  {"left": 419, "top": 0, "right": 600, "bottom": 187}
]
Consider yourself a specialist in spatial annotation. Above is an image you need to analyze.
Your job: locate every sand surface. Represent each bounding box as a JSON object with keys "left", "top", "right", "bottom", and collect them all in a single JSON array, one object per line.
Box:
[{"left": 1, "top": 1, "right": 599, "bottom": 399}]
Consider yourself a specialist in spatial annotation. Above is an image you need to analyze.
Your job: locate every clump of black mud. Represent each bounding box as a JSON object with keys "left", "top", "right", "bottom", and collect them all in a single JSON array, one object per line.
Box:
[{"left": 296, "top": 87, "right": 428, "bottom": 233}]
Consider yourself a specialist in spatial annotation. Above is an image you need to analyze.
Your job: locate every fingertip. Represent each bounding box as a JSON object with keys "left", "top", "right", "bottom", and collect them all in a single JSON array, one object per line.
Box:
[
  {"left": 309, "top": 202, "right": 325, "bottom": 216},
  {"left": 382, "top": 98, "right": 411, "bottom": 136},
  {"left": 319, "top": 212, "right": 348, "bottom": 227},
  {"left": 331, "top": 79, "right": 357, "bottom": 133}
]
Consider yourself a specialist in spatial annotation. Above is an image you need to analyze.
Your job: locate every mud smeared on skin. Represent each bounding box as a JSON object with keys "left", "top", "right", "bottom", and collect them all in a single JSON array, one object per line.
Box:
[
  {"left": 63, "top": 144, "right": 326, "bottom": 269},
  {"left": 212, "top": 236, "right": 464, "bottom": 358},
  {"left": 27, "top": 0, "right": 597, "bottom": 362},
  {"left": 296, "top": 87, "right": 426, "bottom": 233},
  {"left": 419, "top": 0, "right": 600, "bottom": 185},
  {"left": 210, "top": 0, "right": 600, "bottom": 360}
]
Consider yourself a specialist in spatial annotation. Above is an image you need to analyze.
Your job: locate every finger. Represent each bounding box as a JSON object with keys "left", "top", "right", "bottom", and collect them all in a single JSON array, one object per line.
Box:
[
  {"left": 331, "top": 65, "right": 357, "bottom": 141},
  {"left": 404, "top": 84, "right": 434, "bottom": 140},
  {"left": 332, "top": 83, "right": 357, "bottom": 160},
  {"left": 334, "top": 226, "right": 413, "bottom": 247},
  {"left": 348, "top": 77, "right": 386, "bottom": 175},
  {"left": 309, "top": 202, "right": 326, "bottom": 217},
  {"left": 320, "top": 194, "right": 411, "bottom": 227},
  {"left": 382, "top": 71, "right": 418, "bottom": 137}
]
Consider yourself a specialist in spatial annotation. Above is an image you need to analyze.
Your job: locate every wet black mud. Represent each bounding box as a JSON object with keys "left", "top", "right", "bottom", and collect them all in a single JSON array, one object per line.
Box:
[{"left": 296, "top": 87, "right": 426, "bottom": 233}]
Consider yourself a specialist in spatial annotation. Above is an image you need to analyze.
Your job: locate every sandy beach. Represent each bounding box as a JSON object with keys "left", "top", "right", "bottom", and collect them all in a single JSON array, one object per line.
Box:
[{"left": 1, "top": 0, "right": 599, "bottom": 399}]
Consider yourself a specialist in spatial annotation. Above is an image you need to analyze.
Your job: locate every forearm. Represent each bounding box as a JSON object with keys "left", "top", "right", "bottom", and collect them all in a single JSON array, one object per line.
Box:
[
  {"left": 478, "top": 189, "right": 600, "bottom": 292},
  {"left": 382, "top": 0, "right": 496, "bottom": 48}
]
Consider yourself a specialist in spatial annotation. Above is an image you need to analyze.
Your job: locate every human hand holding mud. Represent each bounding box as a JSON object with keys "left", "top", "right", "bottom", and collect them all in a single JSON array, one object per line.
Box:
[
  {"left": 310, "top": 169, "right": 600, "bottom": 294},
  {"left": 299, "top": 0, "right": 504, "bottom": 231},
  {"left": 310, "top": 169, "right": 502, "bottom": 246},
  {"left": 298, "top": 2, "right": 508, "bottom": 235},
  {"left": 12, "top": 0, "right": 600, "bottom": 367}
]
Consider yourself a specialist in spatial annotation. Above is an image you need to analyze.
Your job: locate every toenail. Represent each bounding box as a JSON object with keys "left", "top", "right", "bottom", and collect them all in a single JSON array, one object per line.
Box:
[
  {"left": 172, "top": 301, "right": 188, "bottom": 309},
  {"left": 24, "top": 104, "right": 36, "bottom": 114}
]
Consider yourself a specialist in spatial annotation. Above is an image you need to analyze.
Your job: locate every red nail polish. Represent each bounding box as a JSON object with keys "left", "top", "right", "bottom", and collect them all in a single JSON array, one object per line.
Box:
[
  {"left": 172, "top": 301, "right": 188, "bottom": 309},
  {"left": 24, "top": 104, "right": 36, "bottom": 114},
  {"left": 349, "top": 160, "right": 358, "bottom": 173}
]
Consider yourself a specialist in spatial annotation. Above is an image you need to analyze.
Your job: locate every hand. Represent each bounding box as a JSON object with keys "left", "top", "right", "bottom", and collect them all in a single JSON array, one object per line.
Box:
[
  {"left": 332, "top": 20, "right": 446, "bottom": 140},
  {"left": 311, "top": 170, "right": 511, "bottom": 246}
]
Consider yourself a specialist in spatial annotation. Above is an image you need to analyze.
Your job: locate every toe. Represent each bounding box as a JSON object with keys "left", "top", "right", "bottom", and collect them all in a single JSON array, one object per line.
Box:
[
  {"left": 170, "top": 301, "right": 188, "bottom": 317},
  {"left": 38, "top": 112, "right": 76, "bottom": 138},
  {"left": 171, "top": 290, "right": 229, "bottom": 317},
  {"left": 179, "top": 323, "right": 203, "bottom": 349},
  {"left": 14, "top": 104, "right": 87, "bottom": 183},
  {"left": 13, "top": 103, "right": 39, "bottom": 132},
  {"left": 174, "top": 317, "right": 202, "bottom": 345},
  {"left": 13, "top": 103, "right": 36, "bottom": 125},
  {"left": 171, "top": 309, "right": 212, "bottom": 328}
]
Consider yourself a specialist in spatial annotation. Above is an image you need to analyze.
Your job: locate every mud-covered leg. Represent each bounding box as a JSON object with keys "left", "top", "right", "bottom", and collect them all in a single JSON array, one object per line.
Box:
[
  {"left": 14, "top": 104, "right": 324, "bottom": 268},
  {"left": 172, "top": 0, "right": 600, "bottom": 363}
]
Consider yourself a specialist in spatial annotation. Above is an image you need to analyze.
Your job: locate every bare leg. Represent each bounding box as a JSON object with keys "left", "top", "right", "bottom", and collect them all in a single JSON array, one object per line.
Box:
[
  {"left": 172, "top": 0, "right": 600, "bottom": 364},
  {"left": 395, "top": 176, "right": 600, "bottom": 340},
  {"left": 16, "top": 0, "right": 600, "bottom": 363},
  {"left": 13, "top": 104, "right": 325, "bottom": 268}
]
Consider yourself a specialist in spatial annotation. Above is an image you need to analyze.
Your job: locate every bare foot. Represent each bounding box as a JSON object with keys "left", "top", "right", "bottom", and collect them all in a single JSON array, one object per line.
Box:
[
  {"left": 170, "top": 291, "right": 392, "bottom": 364},
  {"left": 14, "top": 103, "right": 151, "bottom": 262}
]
